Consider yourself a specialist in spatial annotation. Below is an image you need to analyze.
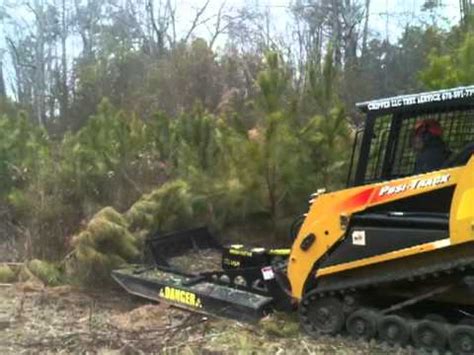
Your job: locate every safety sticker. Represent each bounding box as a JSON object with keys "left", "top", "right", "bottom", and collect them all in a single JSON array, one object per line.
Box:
[
  {"left": 352, "top": 230, "right": 366, "bottom": 246},
  {"left": 159, "top": 286, "right": 202, "bottom": 308},
  {"left": 261, "top": 266, "right": 275, "bottom": 280}
]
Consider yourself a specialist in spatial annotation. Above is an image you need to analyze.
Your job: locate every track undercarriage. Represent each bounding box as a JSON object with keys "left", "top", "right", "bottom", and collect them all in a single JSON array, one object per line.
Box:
[{"left": 300, "top": 244, "right": 474, "bottom": 354}]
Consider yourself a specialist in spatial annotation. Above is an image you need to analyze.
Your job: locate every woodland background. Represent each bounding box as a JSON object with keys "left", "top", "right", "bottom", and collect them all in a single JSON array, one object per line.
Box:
[{"left": 0, "top": 0, "right": 473, "bottom": 278}]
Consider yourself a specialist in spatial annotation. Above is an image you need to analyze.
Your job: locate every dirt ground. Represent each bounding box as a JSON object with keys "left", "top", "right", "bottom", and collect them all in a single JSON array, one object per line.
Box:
[{"left": 0, "top": 283, "right": 417, "bottom": 354}]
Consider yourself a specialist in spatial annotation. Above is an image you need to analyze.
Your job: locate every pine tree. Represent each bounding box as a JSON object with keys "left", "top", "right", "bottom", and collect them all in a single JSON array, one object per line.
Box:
[
  {"left": 304, "top": 47, "right": 351, "bottom": 189},
  {"left": 420, "top": 33, "right": 474, "bottom": 89}
]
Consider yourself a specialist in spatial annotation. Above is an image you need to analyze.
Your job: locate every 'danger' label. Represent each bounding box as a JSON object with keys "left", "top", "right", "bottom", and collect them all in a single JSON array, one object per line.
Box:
[{"left": 159, "top": 286, "right": 202, "bottom": 308}]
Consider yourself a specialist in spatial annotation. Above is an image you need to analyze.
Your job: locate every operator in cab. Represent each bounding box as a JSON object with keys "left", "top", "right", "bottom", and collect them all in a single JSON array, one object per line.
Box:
[{"left": 413, "top": 119, "right": 450, "bottom": 174}]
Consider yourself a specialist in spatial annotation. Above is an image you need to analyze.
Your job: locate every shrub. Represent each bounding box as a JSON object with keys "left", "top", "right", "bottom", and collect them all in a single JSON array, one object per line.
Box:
[{"left": 0, "top": 265, "right": 16, "bottom": 283}]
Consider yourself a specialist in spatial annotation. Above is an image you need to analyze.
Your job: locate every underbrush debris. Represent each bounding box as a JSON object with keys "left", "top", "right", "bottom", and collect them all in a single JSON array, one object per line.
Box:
[
  {"left": 125, "top": 179, "right": 194, "bottom": 239},
  {"left": 110, "top": 304, "right": 170, "bottom": 331},
  {"left": 24, "top": 259, "right": 63, "bottom": 286},
  {"left": 0, "top": 285, "right": 411, "bottom": 354},
  {"left": 68, "top": 206, "right": 139, "bottom": 285},
  {"left": 67, "top": 180, "right": 197, "bottom": 286},
  {"left": 260, "top": 312, "right": 300, "bottom": 338}
]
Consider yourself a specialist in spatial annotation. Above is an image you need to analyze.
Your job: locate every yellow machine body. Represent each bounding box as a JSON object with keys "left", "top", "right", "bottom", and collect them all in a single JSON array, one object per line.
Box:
[{"left": 288, "top": 156, "right": 474, "bottom": 300}]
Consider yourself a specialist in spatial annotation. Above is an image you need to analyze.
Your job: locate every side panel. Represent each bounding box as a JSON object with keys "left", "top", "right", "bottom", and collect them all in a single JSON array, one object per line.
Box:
[
  {"left": 451, "top": 156, "right": 474, "bottom": 244},
  {"left": 319, "top": 227, "right": 447, "bottom": 268}
]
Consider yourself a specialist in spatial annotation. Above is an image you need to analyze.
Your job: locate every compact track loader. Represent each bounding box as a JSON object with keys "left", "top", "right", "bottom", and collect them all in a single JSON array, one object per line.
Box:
[{"left": 113, "top": 85, "right": 474, "bottom": 354}]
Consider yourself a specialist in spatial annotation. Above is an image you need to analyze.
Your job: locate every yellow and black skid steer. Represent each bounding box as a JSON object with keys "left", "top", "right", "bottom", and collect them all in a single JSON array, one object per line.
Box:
[{"left": 113, "top": 85, "right": 474, "bottom": 354}]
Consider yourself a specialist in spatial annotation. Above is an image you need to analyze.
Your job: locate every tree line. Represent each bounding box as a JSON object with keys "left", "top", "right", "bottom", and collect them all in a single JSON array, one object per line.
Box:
[{"left": 0, "top": 0, "right": 473, "bottom": 261}]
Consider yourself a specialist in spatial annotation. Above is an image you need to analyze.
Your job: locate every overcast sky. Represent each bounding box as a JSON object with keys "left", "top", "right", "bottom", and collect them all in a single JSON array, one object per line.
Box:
[
  {"left": 177, "top": 0, "right": 461, "bottom": 46},
  {"left": 0, "top": 0, "right": 462, "bottom": 50},
  {"left": 0, "top": 0, "right": 462, "bottom": 95}
]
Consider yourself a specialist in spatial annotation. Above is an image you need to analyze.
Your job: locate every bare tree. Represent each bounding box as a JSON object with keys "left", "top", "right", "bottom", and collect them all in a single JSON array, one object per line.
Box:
[
  {"left": 6, "top": 37, "right": 26, "bottom": 103},
  {"left": 167, "top": 0, "right": 177, "bottom": 46},
  {"left": 146, "top": 0, "right": 167, "bottom": 54},
  {"left": 60, "top": 0, "right": 68, "bottom": 118},
  {"left": 28, "top": 0, "right": 47, "bottom": 126},
  {"left": 460, "top": 0, "right": 473, "bottom": 26},
  {"left": 183, "top": 0, "right": 211, "bottom": 43},
  {"left": 208, "top": 1, "right": 227, "bottom": 49},
  {"left": 0, "top": 58, "right": 6, "bottom": 98},
  {"left": 361, "top": 0, "right": 370, "bottom": 56},
  {"left": 73, "top": 0, "right": 101, "bottom": 59}
]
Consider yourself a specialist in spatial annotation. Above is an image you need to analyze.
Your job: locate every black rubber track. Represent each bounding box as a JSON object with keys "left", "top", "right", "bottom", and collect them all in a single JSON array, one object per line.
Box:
[{"left": 299, "top": 243, "right": 474, "bottom": 353}]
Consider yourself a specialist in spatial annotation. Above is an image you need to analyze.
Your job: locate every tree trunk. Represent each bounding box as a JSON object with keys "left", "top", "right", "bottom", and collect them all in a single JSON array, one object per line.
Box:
[
  {"left": 332, "top": 0, "right": 343, "bottom": 68},
  {"left": 461, "top": 0, "right": 473, "bottom": 27},
  {"left": 362, "top": 0, "right": 370, "bottom": 57},
  {"left": 33, "top": 0, "right": 46, "bottom": 126},
  {"left": 0, "top": 61, "right": 6, "bottom": 98},
  {"left": 60, "top": 0, "right": 69, "bottom": 120}
]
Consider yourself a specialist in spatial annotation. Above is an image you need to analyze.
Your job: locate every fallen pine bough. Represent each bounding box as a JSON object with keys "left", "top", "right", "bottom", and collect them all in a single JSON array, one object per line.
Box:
[{"left": 67, "top": 180, "right": 196, "bottom": 286}]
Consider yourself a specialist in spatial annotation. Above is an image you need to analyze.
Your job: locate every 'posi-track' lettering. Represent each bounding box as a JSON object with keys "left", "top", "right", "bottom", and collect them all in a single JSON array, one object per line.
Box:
[{"left": 378, "top": 174, "right": 451, "bottom": 197}]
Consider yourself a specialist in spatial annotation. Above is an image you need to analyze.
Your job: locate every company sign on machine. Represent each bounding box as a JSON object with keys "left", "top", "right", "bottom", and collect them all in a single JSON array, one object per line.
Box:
[
  {"left": 368, "top": 87, "right": 474, "bottom": 111},
  {"left": 378, "top": 174, "right": 451, "bottom": 197}
]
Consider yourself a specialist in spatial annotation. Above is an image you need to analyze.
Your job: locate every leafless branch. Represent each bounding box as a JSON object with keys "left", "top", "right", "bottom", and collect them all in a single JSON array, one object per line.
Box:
[
  {"left": 25, "top": 2, "right": 39, "bottom": 20},
  {"left": 209, "top": 1, "right": 227, "bottom": 49},
  {"left": 167, "top": 0, "right": 177, "bottom": 47},
  {"left": 147, "top": 0, "right": 169, "bottom": 53},
  {"left": 6, "top": 37, "right": 36, "bottom": 69},
  {"left": 183, "top": 0, "right": 211, "bottom": 43}
]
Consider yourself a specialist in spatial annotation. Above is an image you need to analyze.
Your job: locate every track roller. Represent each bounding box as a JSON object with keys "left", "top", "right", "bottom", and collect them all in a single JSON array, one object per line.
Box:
[
  {"left": 449, "top": 325, "right": 474, "bottom": 355},
  {"left": 346, "top": 309, "right": 378, "bottom": 340},
  {"left": 377, "top": 315, "right": 411, "bottom": 346},
  {"left": 300, "top": 296, "right": 345, "bottom": 337},
  {"left": 412, "top": 319, "right": 447, "bottom": 352}
]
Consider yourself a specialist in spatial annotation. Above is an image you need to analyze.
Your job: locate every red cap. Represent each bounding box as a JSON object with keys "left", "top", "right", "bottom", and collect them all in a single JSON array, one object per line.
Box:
[{"left": 414, "top": 119, "right": 443, "bottom": 137}]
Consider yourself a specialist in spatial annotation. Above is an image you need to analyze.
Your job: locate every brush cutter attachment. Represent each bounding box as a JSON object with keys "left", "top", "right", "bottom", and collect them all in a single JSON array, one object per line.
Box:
[{"left": 112, "top": 227, "right": 292, "bottom": 321}]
